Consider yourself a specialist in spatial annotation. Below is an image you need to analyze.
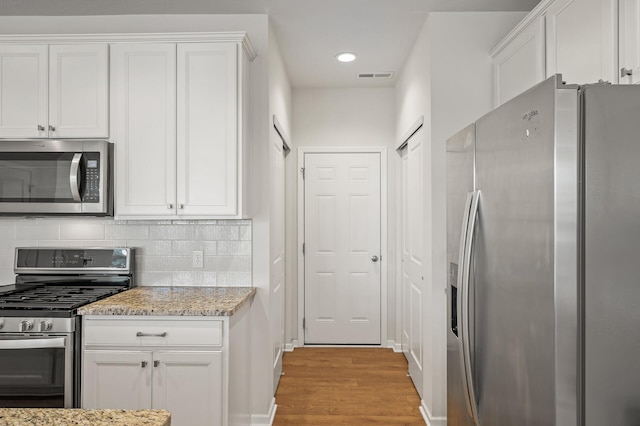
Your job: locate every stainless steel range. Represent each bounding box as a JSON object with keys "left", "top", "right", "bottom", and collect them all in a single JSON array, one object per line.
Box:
[{"left": 0, "top": 247, "right": 134, "bottom": 408}]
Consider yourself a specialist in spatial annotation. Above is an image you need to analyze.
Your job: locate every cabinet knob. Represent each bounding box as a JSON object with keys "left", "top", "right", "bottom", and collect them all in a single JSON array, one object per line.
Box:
[
  {"left": 141, "top": 361, "right": 148, "bottom": 368},
  {"left": 621, "top": 67, "right": 633, "bottom": 77},
  {"left": 167, "top": 204, "right": 174, "bottom": 209},
  {"left": 371, "top": 255, "right": 379, "bottom": 262},
  {"left": 48, "top": 125, "right": 56, "bottom": 131},
  {"left": 178, "top": 204, "right": 184, "bottom": 209},
  {"left": 37, "top": 125, "right": 45, "bottom": 131},
  {"left": 154, "top": 360, "right": 160, "bottom": 368}
]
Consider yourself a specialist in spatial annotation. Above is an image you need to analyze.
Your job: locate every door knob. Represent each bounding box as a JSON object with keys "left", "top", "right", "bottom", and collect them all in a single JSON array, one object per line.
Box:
[{"left": 371, "top": 255, "right": 379, "bottom": 262}]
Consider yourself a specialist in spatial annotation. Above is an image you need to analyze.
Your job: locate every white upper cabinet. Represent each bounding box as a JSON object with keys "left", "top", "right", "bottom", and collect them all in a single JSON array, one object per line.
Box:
[
  {"left": 545, "top": 0, "right": 617, "bottom": 84},
  {"left": 492, "top": 0, "right": 618, "bottom": 105},
  {"left": 0, "top": 44, "right": 108, "bottom": 138},
  {"left": 620, "top": 0, "right": 640, "bottom": 84},
  {"left": 177, "top": 43, "right": 238, "bottom": 217},
  {"left": 492, "top": 16, "right": 546, "bottom": 106},
  {"left": 113, "top": 37, "right": 251, "bottom": 219},
  {"left": 49, "top": 44, "right": 109, "bottom": 138},
  {"left": 112, "top": 43, "right": 177, "bottom": 217}
]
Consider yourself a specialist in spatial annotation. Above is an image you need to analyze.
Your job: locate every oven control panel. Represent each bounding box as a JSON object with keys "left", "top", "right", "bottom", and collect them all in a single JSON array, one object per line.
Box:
[{"left": 0, "top": 317, "right": 75, "bottom": 333}]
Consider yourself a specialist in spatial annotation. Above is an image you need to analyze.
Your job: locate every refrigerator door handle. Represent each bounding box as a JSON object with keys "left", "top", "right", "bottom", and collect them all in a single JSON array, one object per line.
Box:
[
  {"left": 462, "top": 190, "right": 481, "bottom": 426},
  {"left": 457, "top": 191, "right": 475, "bottom": 420}
]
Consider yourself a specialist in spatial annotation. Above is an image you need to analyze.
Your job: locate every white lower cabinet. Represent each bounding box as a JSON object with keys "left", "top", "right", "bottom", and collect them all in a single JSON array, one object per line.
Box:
[
  {"left": 82, "top": 312, "right": 250, "bottom": 426},
  {"left": 83, "top": 350, "right": 153, "bottom": 410},
  {"left": 83, "top": 350, "right": 222, "bottom": 426}
]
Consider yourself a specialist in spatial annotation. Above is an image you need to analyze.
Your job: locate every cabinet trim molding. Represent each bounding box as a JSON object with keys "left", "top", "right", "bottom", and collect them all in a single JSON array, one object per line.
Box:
[
  {"left": 491, "top": 0, "right": 554, "bottom": 57},
  {"left": 0, "top": 32, "right": 257, "bottom": 61}
]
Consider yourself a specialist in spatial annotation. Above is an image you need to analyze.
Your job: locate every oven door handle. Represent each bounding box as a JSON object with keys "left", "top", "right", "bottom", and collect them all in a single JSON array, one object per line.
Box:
[
  {"left": 70, "top": 153, "right": 83, "bottom": 202},
  {"left": 0, "top": 337, "right": 66, "bottom": 350}
]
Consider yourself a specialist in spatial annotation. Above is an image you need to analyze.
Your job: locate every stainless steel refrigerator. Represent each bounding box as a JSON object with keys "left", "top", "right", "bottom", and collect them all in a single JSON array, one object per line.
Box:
[{"left": 446, "top": 74, "right": 640, "bottom": 426}]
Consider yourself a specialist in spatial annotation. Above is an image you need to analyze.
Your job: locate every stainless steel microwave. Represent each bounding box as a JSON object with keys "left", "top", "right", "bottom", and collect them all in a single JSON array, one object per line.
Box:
[{"left": 0, "top": 140, "right": 113, "bottom": 216}]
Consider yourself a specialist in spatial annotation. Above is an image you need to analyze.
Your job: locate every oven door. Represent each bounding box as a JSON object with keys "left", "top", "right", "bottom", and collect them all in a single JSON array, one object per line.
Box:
[{"left": 0, "top": 334, "right": 74, "bottom": 408}]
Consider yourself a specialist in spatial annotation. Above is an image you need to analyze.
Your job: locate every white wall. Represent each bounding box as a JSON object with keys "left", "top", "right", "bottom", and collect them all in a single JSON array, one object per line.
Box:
[
  {"left": 395, "top": 11, "right": 527, "bottom": 425},
  {"left": 248, "top": 23, "right": 293, "bottom": 424},
  {"left": 289, "top": 87, "right": 397, "bottom": 345}
]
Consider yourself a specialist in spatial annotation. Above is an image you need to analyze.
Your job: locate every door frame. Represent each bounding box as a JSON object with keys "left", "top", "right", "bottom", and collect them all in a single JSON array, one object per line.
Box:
[{"left": 297, "top": 146, "right": 388, "bottom": 346}]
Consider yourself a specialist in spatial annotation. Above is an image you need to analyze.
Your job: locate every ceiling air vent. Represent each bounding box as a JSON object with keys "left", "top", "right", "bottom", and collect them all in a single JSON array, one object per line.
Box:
[{"left": 358, "top": 72, "right": 394, "bottom": 79}]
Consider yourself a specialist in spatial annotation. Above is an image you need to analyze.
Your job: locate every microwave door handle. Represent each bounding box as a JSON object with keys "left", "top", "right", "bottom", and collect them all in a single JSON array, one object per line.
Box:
[
  {"left": 0, "top": 337, "right": 66, "bottom": 350},
  {"left": 69, "top": 153, "right": 83, "bottom": 202}
]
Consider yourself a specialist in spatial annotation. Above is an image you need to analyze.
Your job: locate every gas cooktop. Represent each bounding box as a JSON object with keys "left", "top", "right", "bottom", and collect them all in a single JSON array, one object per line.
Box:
[{"left": 0, "top": 284, "right": 126, "bottom": 311}]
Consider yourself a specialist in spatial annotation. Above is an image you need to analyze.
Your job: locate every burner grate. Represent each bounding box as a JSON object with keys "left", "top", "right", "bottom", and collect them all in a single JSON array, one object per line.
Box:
[{"left": 0, "top": 285, "right": 126, "bottom": 310}]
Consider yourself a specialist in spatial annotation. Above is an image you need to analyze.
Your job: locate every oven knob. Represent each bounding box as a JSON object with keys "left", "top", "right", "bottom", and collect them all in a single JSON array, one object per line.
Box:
[
  {"left": 19, "top": 320, "right": 34, "bottom": 332},
  {"left": 38, "top": 320, "right": 53, "bottom": 332}
]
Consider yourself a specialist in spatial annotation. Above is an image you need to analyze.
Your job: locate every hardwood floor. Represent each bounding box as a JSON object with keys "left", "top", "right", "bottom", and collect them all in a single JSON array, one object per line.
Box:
[{"left": 274, "top": 347, "right": 425, "bottom": 425}]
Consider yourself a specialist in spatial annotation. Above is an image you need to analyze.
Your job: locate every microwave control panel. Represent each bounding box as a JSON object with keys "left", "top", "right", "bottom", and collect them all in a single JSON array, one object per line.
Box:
[{"left": 83, "top": 153, "right": 100, "bottom": 203}]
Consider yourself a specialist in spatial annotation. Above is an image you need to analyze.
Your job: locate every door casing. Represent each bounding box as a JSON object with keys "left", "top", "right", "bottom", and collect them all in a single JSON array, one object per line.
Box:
[{"left": 297, "top": 146, "right": 388, "bottom": 347}]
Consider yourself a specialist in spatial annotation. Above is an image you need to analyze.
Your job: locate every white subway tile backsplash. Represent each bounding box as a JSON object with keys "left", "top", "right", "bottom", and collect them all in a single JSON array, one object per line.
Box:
[
  {"left": 0, "top": 270, "right": 15, "bottom": 284},
  {"left": 217, "top": 241, "right": 251, "bottom": 256},
  {"left": 0, "top": 225, "right": 15, "bottom": 240},
  {"left": 199, "top": 225, "right": 239, "bottom": 241},
  {"left": 106, "top": 224, "right": 150, "bottom": 240},
  {"left": 208, "top": 256, "right": 251, "bottom": 272},
  {"left": 128, "top": 240, "right": 173, "bottom": 256},
  {"left": 217, "top": 272, "right": 251, "bottom": 286},
  {"left": 17, "top": 224, "right": 60, "bottom": 240},
  {"left": 0, "top": 218, "right": 251, "bottom": 287},
  {"left": 239, "top": 226, "right": 251, "bottom": 241},
  {"left": 135, "top": 272, "right": 173, "bottom": 286},
  {"left": 171, "top": 240, "right": 217, "bottom": 254},
  {"left": 150, "top": 225, "right": 195, "bottom": 240},
  {"left": 60, "top": 223, "right": 105, "bottom": 240},
  {"left": 0, "top": 255, "right": 13, "bottom": 272}
]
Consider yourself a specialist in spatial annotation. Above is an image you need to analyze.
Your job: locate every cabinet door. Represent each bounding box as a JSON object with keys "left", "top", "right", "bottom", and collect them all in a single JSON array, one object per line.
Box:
[
  {"left": 0, "top": 45, "right": 48, "bottom": 138},
  {"left": 177, "top": 43, "right": 238, "bottom": 217},
  {"left": 49, "top": 44, "right": 108, "bottom": 138},
  {"left": 112, "top": 43, "right": 177, "bottom": 217},
  {"left": 153, "top": 351, "right": 223, "bottom": 426},
  {"left": 82, "top": 350, "right": 152, "bottom": 409},
  {"left": 492, "top": 16, "right": 546, "bottom": 106},
  {"left": 545, "top": 0, "right": 617, "bottom": 84},
  {"left": 620, "top": 0, "right": 640, "bottom": 84}
]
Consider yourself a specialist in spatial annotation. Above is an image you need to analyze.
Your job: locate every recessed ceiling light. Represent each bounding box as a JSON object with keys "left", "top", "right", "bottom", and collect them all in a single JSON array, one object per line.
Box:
[{"left": 335, "top": 52, "right": 357, "bottom": 63}]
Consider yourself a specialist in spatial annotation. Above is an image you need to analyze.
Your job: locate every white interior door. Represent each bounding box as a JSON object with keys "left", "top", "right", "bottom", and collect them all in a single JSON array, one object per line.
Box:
[
  {"left": 304, "top": 152, "right": 381, "bottom": 344},
  {"left": 400, "top": 128, "right": 424, "bottom": 398},
  {"left": 271, "top": 129, "right": 286, "bottom": 392}
]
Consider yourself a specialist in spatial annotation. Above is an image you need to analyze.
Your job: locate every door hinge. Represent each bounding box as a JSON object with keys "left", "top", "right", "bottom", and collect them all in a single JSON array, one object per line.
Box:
[
  {"left": 302, "top": 243, "right": 305, "bottom": 255},
  {"left": 300, "top": 167, "right": 305, "bottom": 179}
]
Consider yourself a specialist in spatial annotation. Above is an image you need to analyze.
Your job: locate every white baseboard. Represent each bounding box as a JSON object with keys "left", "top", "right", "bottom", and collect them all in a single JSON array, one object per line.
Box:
[
  {"left": 251, "top": 397, "right": 277, "bottom": 425},
  {"left": 420, "top": 400, "right": 446, "bottom": 426},
  {"left": 284, "top": 339, "right": 301, "bottom": 352},
  {"left": 386, "top": 339, "right": 402, "bottom": 352}
]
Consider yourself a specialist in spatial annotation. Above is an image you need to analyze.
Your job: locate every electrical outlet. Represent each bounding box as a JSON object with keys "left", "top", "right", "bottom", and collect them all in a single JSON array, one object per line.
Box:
[{"left": 192, "top": 250, "right": 204, "bottom": 269}]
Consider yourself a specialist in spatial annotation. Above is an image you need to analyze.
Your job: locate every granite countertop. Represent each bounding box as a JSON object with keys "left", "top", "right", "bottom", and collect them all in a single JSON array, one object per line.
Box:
[
  {"left": 0, "top": 408, "right": 170, "bottom": 426},
  {"left": 78, "top": 286, "right": 256, "bottom": 317}
]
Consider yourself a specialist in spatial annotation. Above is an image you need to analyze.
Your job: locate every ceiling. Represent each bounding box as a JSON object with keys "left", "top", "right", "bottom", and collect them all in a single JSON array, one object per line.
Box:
[{"left": 0, "top": 0, "right": 540, "bottom": 88}]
